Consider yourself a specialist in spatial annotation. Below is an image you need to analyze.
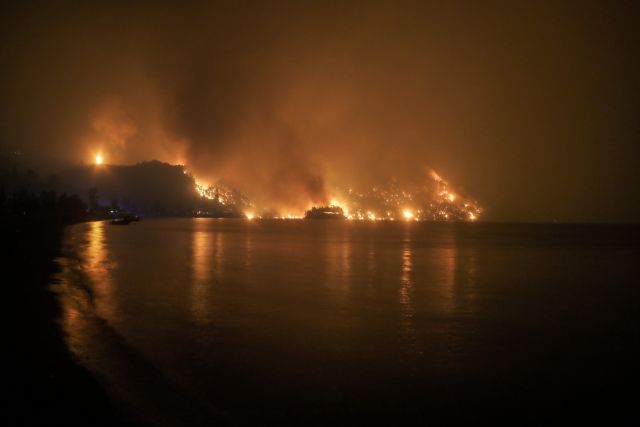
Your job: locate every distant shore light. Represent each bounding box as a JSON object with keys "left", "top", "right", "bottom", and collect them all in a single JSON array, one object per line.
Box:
[{"left": 95, "top": 153, "right": 104, "bottom": 165}]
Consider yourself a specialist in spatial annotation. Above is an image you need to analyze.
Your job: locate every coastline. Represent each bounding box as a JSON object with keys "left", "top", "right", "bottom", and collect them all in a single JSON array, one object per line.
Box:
[{"left": 8, "top": 217, "right": 126, "bottom": 425}]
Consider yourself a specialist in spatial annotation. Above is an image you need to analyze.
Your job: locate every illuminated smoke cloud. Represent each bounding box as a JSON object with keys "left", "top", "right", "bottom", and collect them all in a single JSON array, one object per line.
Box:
[
  {"left": 90, "top": 97, "right": 137, "bottom": 152},
  {"left": 3, "top": 3, "right": 636, "bottom": 221}
]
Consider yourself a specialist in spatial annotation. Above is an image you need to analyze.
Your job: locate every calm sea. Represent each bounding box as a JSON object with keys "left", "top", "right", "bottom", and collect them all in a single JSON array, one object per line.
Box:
[{"left": 54, "top": 219, "right": 640, "bottom": 424}]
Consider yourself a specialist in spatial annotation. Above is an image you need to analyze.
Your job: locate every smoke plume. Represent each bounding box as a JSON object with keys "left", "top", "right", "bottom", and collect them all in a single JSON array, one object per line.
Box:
[{"left": 1, "top": 1, "right": 639, "bottom": 220}]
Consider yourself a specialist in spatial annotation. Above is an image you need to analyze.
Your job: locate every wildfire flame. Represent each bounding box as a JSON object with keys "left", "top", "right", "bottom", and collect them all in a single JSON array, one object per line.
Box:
[
  {"left": 185, "top": 166, "right": 481, "bottom": 221},
  {"left": 323, "top": 171, "right": 481, "bottom": 222},
  {"left": 402, "top": 209, "right": 415, "bottom": 220}
]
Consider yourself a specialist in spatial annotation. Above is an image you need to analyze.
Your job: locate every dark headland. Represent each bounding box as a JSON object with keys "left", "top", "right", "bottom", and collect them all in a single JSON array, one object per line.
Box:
[{"left": 2, "top": 155, "right": 227, "bottom": 425}]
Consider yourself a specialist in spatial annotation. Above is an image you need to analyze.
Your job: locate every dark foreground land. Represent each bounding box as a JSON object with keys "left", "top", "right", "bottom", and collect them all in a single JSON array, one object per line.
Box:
[{"left": 8, "top": 217, "right": 126, "bottom": 426}]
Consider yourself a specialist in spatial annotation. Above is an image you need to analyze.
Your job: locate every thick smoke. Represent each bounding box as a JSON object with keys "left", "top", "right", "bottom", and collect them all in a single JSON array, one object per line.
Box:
[
  {"left": 1, "top": 2, "right": 639, "bottom": 220},
  {"left": 91, "top": 97, "right": 137, "bottom": 153}
]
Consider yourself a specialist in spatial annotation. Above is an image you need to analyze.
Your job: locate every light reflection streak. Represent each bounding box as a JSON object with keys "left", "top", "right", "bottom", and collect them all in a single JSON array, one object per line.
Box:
[
  {"left": 215, "top": 231, "right": 223, "bottom": 276},
  {"left": 85, "top": 220, "right": 116, "bottom": 320},
  {"left": 399, "top": 235, "right": 417, "bottom": 354},
  {"left": 325, "top": 229, "right": 352, "bottom": 301},
  {"left": 243, "top": 227, "right": 254, "bottom": 271},
  {"left": 435, "top": 247, "right": 456, "bottom": 314},
  {"left": 454, "top": 248, "right": 478, "bottom": 314},
  {"left": 340, "top": 237, "right": 351, "bottom": 283},
  {"left": 365, "top": 239, "right": 376, "bottom": 296},
  {"left": 189, "top": 219, "right": 226, "bottom": 323},
  {"left": 191, "top": 226, "right": 212, "bottom": 322},
  {"left": 56, "top": 220, "right": 116, "bottom": 359}
]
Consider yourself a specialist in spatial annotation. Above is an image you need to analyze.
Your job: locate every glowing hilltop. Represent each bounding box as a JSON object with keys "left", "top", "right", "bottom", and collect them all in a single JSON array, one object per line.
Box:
[
  {"left": 318, "top": 170, "right": 481, "bottom": 222},
  {"left": 186, "top": 167, "right": 482, "bottom": 222}
]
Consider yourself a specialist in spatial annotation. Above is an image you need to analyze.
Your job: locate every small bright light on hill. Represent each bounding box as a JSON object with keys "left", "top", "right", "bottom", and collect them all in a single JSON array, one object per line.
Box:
[{"left": 95, "top": 153, "right": 104, "bottom": 165}]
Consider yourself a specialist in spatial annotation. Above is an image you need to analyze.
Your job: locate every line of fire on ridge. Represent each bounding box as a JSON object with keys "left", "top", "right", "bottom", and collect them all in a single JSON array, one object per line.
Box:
[{"left": 186, "top": 168, "right": 482, "bottom": 222}]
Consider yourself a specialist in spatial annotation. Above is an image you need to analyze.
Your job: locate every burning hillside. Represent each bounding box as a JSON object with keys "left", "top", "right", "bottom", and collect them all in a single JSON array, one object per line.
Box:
[
  {"left": 320, "top": 170, "right": 481, "bottom": 221},
  {"left": 187, "top": 167, "right": 481, "bottom": 221}
]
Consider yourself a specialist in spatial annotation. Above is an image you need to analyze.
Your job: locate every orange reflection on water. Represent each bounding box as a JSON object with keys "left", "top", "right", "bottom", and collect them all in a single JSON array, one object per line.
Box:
[
  {"left": 399, "top": 237, "right": 416, "bottom": 352},
  {"left": 434, "top": 247, "right": 456, "bottom": 314},
  {"left": 85, "top": 220, "right": 116, "bottom": 319},
  {"left": 324, "top": 232, "right": 352, "bottom": 301},
  {"left": 86, "top": 221, "right": 107, "bottom": 271},
  {"left": 400, "top": 241, "right": 413, "bottom": 310},
  {"left": 192, "top": 230, "right": 212, "bottom": 281},
  {"left": 56, "top": 220, "right": 115, "bottom": 359},
  {"left": 190, "top": 219, "right": 226, "bottom": 323},
  {"left": 340, "top": 237, "right": 351, "bottom": 282},
  {"left": 191, "top": 227, "right": 212, "bottom": 322}
]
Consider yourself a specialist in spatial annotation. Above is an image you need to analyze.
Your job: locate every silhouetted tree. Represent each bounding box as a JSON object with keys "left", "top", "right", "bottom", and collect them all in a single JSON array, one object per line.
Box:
[
  {"left": 47, "top": 173, "right": 59, "bottom": 189},
  {"left": 87, "top": 187, "right": 99, "bottom": 212},
  {"left": 40, "top": 190, "right": 57, "bottom": 210}
]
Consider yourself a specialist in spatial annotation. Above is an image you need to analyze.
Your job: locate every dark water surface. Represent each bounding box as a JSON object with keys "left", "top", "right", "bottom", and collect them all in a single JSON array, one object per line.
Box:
[{"left": 54, "top": 219, "right": 640, "bottom": 424}]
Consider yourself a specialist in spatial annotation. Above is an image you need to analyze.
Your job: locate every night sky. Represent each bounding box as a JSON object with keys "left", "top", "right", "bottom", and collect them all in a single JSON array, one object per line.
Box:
[{"left": 1, "top": 1, "right": 639, "bottom": 221}]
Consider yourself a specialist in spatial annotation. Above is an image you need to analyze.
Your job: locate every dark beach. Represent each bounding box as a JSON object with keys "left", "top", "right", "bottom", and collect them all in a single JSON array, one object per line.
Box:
[{"left": 8, "top": 218, "right": 125, "bottom": 425}]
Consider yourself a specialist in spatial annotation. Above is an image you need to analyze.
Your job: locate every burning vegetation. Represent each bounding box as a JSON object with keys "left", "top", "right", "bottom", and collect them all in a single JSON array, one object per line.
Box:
[
  {"left": 320, "top": 170, "right": 482, "bottom": 222},
  {"left": 187, "top": 167, "right": 481, "bottom": 222}
]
